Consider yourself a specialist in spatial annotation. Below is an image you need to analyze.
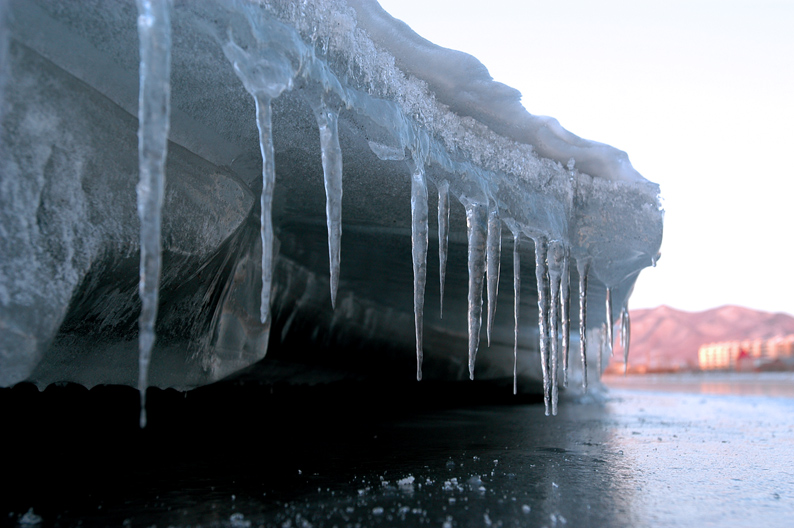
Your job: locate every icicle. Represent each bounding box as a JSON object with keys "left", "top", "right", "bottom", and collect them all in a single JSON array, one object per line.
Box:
[
  {"left": 605, "top": 287, "right": 614, "bottom": 357},
  {"left": 560, "top": 249, "right": 571, "bottom": 388},
  {"left": 485, "top": 203, "right": 502, "bottom": 346},
  {"left": 599, "top": 322, "right": 607, "bottom": 378},
  {"left": 464, "top": 200, "right": 488, "bottom": 380},
  {"left": 410, "top": 165, "right": 429, "bottom": 381},
  {"left": 0, "top": 0, "right": 7, "bottom": 123},
  {"left": 135, "top": 0, "right": 171, "bottom": 429},
  {"left": 437, "top": 180, "right": 450, "bottom": 319},
  {"left": 620, "top": 305, "right": 631, "bottom": 374},
  {"left": 314, "top": 98, "right": 344, "bottom": 309},
  {"left": 511, "top": 231, "right": 521, "bottom": 395},
  {"left": 222, "top": 19, "right": 300, "bottom": 327},
  {"left": 547, "top": 242, "right": 566, "bottom": 415},
  {"left": 577, "top": 259, "right": 589, "bottom": 392},
  {"left": 533, "top": 236, "right": 550, "bottom": 415},
  {"left": 547, "top": 242, "right": 563, "bottom": 416},
  {"left": 254, "top": 94, "right": 277, "bottom": 325}
]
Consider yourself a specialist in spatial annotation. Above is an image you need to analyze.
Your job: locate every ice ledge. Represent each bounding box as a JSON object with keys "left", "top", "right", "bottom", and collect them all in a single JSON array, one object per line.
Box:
[
  {"left": 347, "top": 0, "right": 647, "bottom": 184},
  {"left": 0, "top": 0, "right": 662, "bottom": 407}
]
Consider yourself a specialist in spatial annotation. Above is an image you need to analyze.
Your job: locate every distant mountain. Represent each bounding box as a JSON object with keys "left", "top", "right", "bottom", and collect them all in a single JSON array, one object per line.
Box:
[{"left": 608, "top": 305, "right": 794, "bottom": 372}]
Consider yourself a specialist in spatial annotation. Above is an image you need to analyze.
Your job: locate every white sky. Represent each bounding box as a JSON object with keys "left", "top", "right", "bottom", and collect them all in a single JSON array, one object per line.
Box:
[{"left": 378, "top": 0, "right": 794, "bottom": 316}]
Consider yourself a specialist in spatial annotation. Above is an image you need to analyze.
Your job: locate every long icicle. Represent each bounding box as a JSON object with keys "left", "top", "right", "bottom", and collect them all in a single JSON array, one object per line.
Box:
[
  {"left": 486, "top": 203, "right": 502, "bottom": 347},
  {"left": 135, "top": 0, "right": 171, "bottom": 429},
  {"left": 548, "top": 242, "right": 563, "bottom": 416},
  {"left": 577, "top": 259, "right": 589, "bottom": 392},
  {"left": 411, "top": 165, "right": 429, "bottom": 381},
  {"left": 255, "top": 94, "right": 276, "bottom": 324},
  {"left": 512, "top": 232, "right": 521, "bottom": 395},
  {"left": 533, "top": 237, "right": 550, "bottom": 415},
  {"left": 464, "top": 201, "right": 488, "bottom": 380},
  {"left": 437, "top": 180, "right": 450, "bottom": 319},
  {"left": 605, "top": 287, "right": 614, "bottom": 357},
  {"left": 599, "top": 322, "right": 606, "bottom": 378},
  {"left": 621, "top": 305, "right": 631, "bottom": 374},
  {"left": 549, "top": 270, "right": 560, "bottom": 414},
  {"left": 314, "top": 98, "right": 343, "bottom": 309},
  {"left": 560, "top": 248, "right": 571, "bottom": 388}
]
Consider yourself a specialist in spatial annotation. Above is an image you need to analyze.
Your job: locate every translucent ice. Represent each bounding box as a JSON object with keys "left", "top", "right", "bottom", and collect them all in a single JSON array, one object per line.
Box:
[
  {"left": 0, "top": 0, "right": 663, "bottom": 400},
  {"left": 313, "top": 96, "right": 344, "bottom": 309},
  {"left": 135, "top": 0, "right": 171, "bottom": 428},
  {"left": 511, "top": 231, "right": 521, "bottom": 395},
  {"left": 620, "top": 305, "right": 631, "bottom": 374},
  {"left": 222, "top": 14, "right": 302, "bottom": 325},
  {"left": 411, "top": 164, "right": 429, "bottom": 380},
  {"left": 605, "top": 287, "right": 614, "bottom": 357},
  {"left": 577, "top": 259, "right": 590, "bottom": 391},
  {"left": 560, "top": 249, "right": 571, "bottom": 388},
  {"left": 533, "top": 236, "right": 551, "bottom": 415},
  {"left": 254, "top": 94, "right": 277, "bottom": 323},
  {"left": 437, "top": 180, "right": 450, "bottom": 319},
  {"left": 486, "top": 202, "right": 502, "bottom": 346},
  {"left": 548, "top": 241, "right": 565, "bottom": 415},
  {"left": 464, "top": 199, "right": 488, "bottom": 380}
]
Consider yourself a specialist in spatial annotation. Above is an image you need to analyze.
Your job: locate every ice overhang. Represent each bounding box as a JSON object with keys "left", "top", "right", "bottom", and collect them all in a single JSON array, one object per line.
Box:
[{"left": 0, "top": 0, "right": 663, "bottom": 415}]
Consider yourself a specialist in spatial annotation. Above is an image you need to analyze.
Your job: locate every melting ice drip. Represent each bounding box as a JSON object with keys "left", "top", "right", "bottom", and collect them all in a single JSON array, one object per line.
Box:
[{"left": 128, "top": 0, "right": 649, "bottom": 422}]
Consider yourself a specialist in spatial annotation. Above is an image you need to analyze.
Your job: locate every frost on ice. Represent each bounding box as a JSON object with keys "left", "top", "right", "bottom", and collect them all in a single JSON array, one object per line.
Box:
[{"left": 0, "top": 0, "right": 662, "bottom": 403}]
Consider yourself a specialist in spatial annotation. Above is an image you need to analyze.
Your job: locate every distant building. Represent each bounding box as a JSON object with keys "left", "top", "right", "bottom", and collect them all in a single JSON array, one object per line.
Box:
[{"left": 698, "top": 335, "right": 794, "bottom": 371}]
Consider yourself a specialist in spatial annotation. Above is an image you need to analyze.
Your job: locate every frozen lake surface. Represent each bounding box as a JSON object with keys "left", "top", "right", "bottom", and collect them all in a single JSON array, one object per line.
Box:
[{"left": 4, "top": 374, "right": 793, "bottom": 527}]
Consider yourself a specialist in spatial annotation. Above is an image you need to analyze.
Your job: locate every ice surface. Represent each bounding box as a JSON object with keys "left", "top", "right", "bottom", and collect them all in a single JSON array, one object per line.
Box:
[{"left": 0, "top": 0, "right": 662, "bottom": 396}]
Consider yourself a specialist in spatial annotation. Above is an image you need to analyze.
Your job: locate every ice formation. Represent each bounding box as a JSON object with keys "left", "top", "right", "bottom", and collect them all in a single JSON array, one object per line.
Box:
[
  {"left": 620, "top": 305, "right": 631, "bottom": 374},
  {"left": 0, "top": 0, "right": 662, "bottom": 405},
  {"left": 135, "top": 0, "right": 172, "bottom": 428}
]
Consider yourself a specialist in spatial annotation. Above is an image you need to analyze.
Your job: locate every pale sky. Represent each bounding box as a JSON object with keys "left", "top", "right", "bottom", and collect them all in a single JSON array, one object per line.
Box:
[{"left": 378, "top": 0, "right": 794, "bottom": 316}]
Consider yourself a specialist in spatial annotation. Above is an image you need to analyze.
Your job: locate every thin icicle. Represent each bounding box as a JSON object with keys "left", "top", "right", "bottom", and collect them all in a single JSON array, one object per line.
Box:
[
  {"left": 599, "top": 322, "right": 607, "bottom": 378},
  {"left": 621, "top": 305, "right": 631, "bottom": 374},
  {"left": 511, "top": 232, "right": 521, "bottom": 395},
  {"left": 222, "top": 21, "right": 299, "bottom": 326},
  {"left": 464, "top": 200, "right": 488, "bottom": 380},
  {"left": 533, "top": 236, "right": 550, "bottom": 415},
  {"left": 135, "top": 0, "right": 171, "bottom": 429},
  {"left": 486, "top": 203, "right": 502, "bottom": 346},
  {"left": 605, "top": 287, "right": 614, "bottom": 357},
  {"left": 0, "top": 0, "right": 8, "bottom": 123},
  {"left": 254, "top": 94, "right": 276, "bottom": 324},
  {"left": 577, "top": 259, "right": 589, "bottom": 392},
  {"left": 560, "top": 249, "right": 571, "bottom": 388},
  {"left": 410, "top": 165, "right": 429, "bottom": 381},
  {"left": 547, "top": 242, "right": 564, "bottom": 416},
  {"left": 437, "top": 180, "right": 450, "bottom": 319},
  {"left": 314, "top": 98, "right": 343, "bottom": 309}
]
